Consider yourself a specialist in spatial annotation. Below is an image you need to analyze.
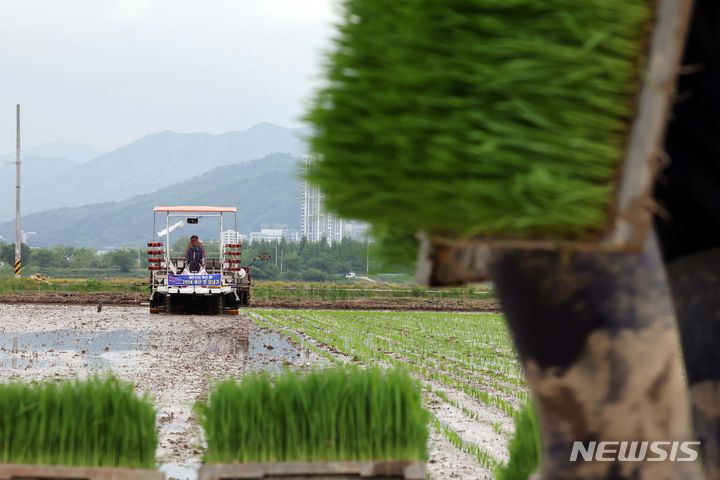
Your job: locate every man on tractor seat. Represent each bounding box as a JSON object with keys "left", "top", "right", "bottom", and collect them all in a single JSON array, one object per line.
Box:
[{"left": 185, "top": 235, "right": 205, "bottom": 273}]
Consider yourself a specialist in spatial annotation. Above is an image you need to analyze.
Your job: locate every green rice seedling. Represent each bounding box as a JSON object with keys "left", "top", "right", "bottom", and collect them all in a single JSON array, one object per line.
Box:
[
  {"left": 250, "top": 310, "right": 525, "bottom": 412},
  {"left": 0, "top": 375, "right": 156, "bottom": 468},
  {"left": 307, "top": 0, "right": 653, "bottom": 241},
  {"left": 495, "top": 402, "right": 542, "bottom": 480},
  {"left": 196, "top": 366, "right": 429, "bottom": 463},
  {"left": 430, "top": 416, "right": 500, "bottom": 471}
]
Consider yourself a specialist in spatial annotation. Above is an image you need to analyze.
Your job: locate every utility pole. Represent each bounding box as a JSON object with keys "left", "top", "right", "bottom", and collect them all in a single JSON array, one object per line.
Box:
[
  {"left": 366, "top": 239, "right": 369, "bottom": 275},
  {"left": 14, "top": 105, "right": 22, "bottom": 278}
]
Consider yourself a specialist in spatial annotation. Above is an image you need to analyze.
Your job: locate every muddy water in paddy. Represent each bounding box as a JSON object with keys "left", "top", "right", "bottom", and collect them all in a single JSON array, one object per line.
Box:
[
  {"left": 0, "top": 329, "right": 146, "bottom": 369},
  {"left": 0, "top": 304, "right": 499, "bottom": 479},
  {"left": 0, "top": 304, "right": 325, "bottom": 480}
]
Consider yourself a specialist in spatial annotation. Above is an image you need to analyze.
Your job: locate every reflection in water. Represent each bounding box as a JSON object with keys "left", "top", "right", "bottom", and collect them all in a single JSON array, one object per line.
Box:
[
  {"left": 204, "top": 329, "right": 307, "bottom": 372},
  {"left": 0, "top": 329, "right": 145, "bottom": 370},
  {"left": 205, "top": 329, "right": 246, "bottom": 357}
]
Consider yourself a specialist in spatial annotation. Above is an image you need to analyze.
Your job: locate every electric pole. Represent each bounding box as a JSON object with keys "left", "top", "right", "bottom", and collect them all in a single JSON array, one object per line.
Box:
[{"left": 14, "top": 105, "right": 22, "bottom": 278}]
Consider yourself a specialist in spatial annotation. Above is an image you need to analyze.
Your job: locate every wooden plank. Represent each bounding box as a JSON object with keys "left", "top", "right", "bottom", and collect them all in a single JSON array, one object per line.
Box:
[
  {"left": 0, "top": 464, "right": 162, "bottom": 480},
  {"left": 606, "top": 0, "right": 695, "bottom": 251},
  {"left": 199, "top": 461, "right": 424, "bottom": 480},
  {"left": 417, "top": 0, "right": 695, "bottom": 286}
]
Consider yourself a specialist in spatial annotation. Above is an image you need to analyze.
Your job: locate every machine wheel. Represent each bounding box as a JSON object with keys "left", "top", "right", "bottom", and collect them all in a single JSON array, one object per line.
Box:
[
  {"left": 239, "top": 289, "right": 250, "bottom": 306},
  {"left": 164, "top": 294, "right": 174, "bottom": 314}
]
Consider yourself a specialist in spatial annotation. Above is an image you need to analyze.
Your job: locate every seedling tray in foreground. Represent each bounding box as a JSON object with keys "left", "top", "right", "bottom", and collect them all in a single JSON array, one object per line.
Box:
[
  {"left": 199, "top": 461, "right": 424, "bottom": 480},
  {"left": 0, "top": 464, "right": 163, "bottom": 480},
  {"left": 419, "top": 0, "right": 695, "bottom": 286}
]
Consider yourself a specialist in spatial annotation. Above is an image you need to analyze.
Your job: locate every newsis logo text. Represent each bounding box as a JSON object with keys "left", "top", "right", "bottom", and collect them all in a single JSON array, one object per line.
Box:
[{"left": 570, "top": 441, "right": 701, "bottom": 462}]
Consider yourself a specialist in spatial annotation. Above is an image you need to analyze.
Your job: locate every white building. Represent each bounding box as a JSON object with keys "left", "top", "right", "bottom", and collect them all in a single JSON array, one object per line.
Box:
[
  {"left": 249, "top": 228, "right": 284, "bottom": 243},
  {"left": 221, "top": 230, "right": 244, "bottom": 246},
  {"left": 302, "top": 156, "right": 368, "bottom": 243},
  {"left": 342, "top": 221, "right": 369, "bottom": 241}
]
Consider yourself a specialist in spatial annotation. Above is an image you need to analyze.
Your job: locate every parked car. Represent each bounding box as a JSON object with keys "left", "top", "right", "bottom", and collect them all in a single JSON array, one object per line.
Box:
[{"left": 345, "top": 271, "right": 357, "bottom": 279}]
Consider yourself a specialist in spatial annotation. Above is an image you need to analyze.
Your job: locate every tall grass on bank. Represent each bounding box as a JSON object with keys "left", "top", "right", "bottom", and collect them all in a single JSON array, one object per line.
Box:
[
  {"left": 495, "top": 402, "right": 542, "bottom": 480},
  {"left": 252, "top": 284, "right": 495, "bottom": 302},
  {"left": 0, "top": 376, "right": 157, "bottom": 468},
  {"left": 197, "top": 367, "right": 429, "bottom": 463},
  {"left": 307, "top": 0, "right": 653, "bottom": 240},
  {"left": 0, "top": 277, "right": 144, "bottom": 294}
]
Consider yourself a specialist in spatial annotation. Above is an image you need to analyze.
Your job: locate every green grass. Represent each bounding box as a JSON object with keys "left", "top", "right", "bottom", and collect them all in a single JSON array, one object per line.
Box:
[
  {"left": 0, "top": 268, "right": 147, "bottom": 280},
  {"left": 0, "top": 275, "right": 496, "bottom": 304},
  {"left": 252, "top": 283, "right": 495, "bottom": 302},
  {"left": 307, "top": 0, "right": 653, "bottom": 241},
  {"left": 196, "top": 366, "right": 429, "bottom": 463},
  {"left": 0, "top": 277, "right": 145, "bottom": 294},
  {"left": 495, "top": 402, "right": 542, "bottom": 480},
  {"left": 0, "top": 376, "right": 157, "bottom": 468}
]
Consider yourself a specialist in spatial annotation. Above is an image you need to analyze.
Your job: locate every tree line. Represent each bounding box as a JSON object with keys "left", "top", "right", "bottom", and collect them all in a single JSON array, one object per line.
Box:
[
  {"left": 0, "top": 243, "right": 141, "bottom": 273},
  {"left": 0, "top": 238, "right": 394, "bottom": 280}
]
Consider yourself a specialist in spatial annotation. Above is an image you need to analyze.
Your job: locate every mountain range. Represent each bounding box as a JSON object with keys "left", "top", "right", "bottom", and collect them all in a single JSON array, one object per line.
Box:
[
  {"left": 0, "top": 153, "right": 303, "bottom": 248},
  {"left": 0, "top": 123, "right": 309, "bottom": 247},
  {"left": 0, "top": 123, "right": 307, "bottom": 223}
]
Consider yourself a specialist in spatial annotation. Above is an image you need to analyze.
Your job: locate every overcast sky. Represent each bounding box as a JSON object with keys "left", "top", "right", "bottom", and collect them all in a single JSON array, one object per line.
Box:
[{"left": 0, "top": 0, "right": 337, "bottom": 153}]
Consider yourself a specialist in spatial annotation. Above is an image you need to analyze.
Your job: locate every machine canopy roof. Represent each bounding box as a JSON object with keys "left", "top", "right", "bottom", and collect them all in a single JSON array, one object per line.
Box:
[{"left": 153, "top": 206, "right": 237, "bottom": 213}]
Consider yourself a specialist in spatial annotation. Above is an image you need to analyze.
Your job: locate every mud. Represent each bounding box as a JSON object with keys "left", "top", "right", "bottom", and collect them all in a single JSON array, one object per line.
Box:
[
  {"left": 0, "top": 293, "right": 501, "bottom": 312},
  {"left": 0, "top": 304, "right": 326, "bottom": 479},
  {"left": 0, "top": 303, "right": 501, "bottom": 479}
]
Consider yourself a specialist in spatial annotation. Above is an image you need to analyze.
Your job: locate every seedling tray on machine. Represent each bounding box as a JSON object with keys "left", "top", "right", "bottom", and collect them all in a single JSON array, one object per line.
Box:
[
  {"left": 0, "top": 464, "right": 163, "bottom": 480},
  {"left": 417, "top": 0, "right": 695, "bottom": 286},
  {"left": 199, "top": 461, "right": 425, "bottom": 480}
]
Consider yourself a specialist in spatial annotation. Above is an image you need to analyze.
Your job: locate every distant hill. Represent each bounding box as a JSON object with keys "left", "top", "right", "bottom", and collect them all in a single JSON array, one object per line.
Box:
[
  {"left": 0, "top": 123, "right": 307, "bottom": 222},
  {"left": 0, "top": 153, "right": 303, "bottom": 248},
  {"left": 23, "top": 141, "right": 105, "bottom": 163},
  {"left": 0, "top": 155, "right": 79, "bottom": 214}
]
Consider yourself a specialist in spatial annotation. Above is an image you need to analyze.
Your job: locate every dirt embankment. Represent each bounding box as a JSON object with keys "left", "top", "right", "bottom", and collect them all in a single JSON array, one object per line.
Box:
[
  {"left": 0, "top": 293, "right": 501, "bottom": 312},
  {"left": 0, "top": 292, "right": 146, "bottom": 306}
]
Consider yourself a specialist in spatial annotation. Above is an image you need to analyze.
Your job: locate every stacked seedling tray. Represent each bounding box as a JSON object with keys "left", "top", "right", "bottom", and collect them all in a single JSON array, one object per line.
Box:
[
  {"left": 196, "top": 367, "right": 428, "bottom": 479},
  {"left": 305, "top": 0, "right": 694, "bottom": 285},
  {"left": 0, "top": 376, "right": 160, "bottom": 480}
]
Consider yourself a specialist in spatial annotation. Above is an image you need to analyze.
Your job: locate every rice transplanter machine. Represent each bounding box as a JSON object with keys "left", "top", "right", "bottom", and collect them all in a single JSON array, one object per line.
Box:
[{"left": 147, "top": 206, "right": 250, "bottom": 314}]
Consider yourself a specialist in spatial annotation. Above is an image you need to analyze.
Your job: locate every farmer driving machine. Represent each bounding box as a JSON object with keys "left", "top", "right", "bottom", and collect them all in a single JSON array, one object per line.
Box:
[{"left": 147, "top": 206, "right": 250, "bottom": 314}]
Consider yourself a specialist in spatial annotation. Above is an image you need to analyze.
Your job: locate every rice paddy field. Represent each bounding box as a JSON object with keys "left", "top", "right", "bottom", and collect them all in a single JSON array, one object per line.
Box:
[
  {"left": 0, "top": 303, "right": 527, "bottom": 479},
  {"left": 249, "top": 309, "right": 527, "bottom": 475}
]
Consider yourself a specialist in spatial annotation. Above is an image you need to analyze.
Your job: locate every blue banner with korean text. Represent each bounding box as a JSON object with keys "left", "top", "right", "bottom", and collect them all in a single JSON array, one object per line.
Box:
[{"left": 168, "top": 274, "right": 222, "bottom": 286}]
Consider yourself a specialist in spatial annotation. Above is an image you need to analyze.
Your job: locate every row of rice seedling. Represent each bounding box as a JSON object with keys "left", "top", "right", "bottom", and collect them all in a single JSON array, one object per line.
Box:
[
  {"left": 196, "top": 366, "right": 429, "bottom": 464},
  {"left": 330, "top": 312, "right": 524, "bottom": 390},
  {"left": 253, "top": 310, "right": 519, "bottom": 413},
  {"left": 430, "top": 416, "right": 500, "bottom": 472},
  {"left": 0, "top": 376, "right": 156, "bottom": 468},
  {"left": 250, "top": 309, "right": 536, "bottom": 476},
  {"left": 315, "top": 316, "right": 521, "bottom": 398},
  {"left": 494, "top": 403, "right": 542, "bottom": 480},
  {"left": 251, "top": 285, "right": 495, "bottom": 302},
  {"left": 250, "top": 313, "right": 339, "bottom": 365},
  {"left": 251, "top": 310, "right": 524, "bottom": 415}
]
